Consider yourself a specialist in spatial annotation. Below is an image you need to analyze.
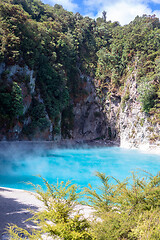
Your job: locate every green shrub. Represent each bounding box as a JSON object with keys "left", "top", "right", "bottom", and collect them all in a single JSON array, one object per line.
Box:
[
  {"left": 138, "top": 78, "right": 157, "bottom": 113},
  {"left": 7, "top": 178, "right": 94, "bottom": 240},
  {"left": 7, "top": 171, "right": 160, "bottom": 240},
  {"left": 85, "top": 171, "right": 160, "bottom": 240},
  {"left": 22, "top": 99, "right": 50, "bottom": 137},
  {"left": 0, "top": 81, "right": 23, "bottom": 124}
]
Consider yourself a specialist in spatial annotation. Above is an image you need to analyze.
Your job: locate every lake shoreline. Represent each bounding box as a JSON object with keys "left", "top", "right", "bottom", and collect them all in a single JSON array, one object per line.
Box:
[
  {"left": 0, "top": 139, "right": 119, "bottom": 148},
  {"left": 0, "top": 140, "right": 160, "bottom": 155}
]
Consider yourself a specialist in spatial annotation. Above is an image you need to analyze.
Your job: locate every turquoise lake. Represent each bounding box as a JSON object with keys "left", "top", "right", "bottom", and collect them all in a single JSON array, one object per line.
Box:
[{"left": 0, "top": 144, "right": 160, "bottom": 191}]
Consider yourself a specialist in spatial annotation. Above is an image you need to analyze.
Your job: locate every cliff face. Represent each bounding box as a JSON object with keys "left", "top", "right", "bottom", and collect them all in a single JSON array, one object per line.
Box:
[
  {"left": 101, "top": 90, "right": 121, "bottom": 143},
  {"left": 72, "top": 74, "right": 108, "bottom": 142},
  {"left": 71, "top": 67, "right": 160, "bottom": 151},
  {"left": 120, "top": 70, "right": 160, "bottom": 152},
  {"left": 0, "top": 62, "right": 111, "bottom": 143},
  {"left": 0, "top": 62, "right": 120, "bottom": 144},
  {"left": 0, "top": 63, "right": 54, "bottom": 141},
  {"left": 0, "top": 1, "right": 160, "bottom": 150},
  {"left": 1, "top": 61, "right": 160, "bottom": 152}
]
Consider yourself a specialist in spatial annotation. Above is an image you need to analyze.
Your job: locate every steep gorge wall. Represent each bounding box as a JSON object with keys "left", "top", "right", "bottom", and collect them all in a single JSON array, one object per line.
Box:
[
  {"left": 1, "top": 62, "right": 160, "bottom": 153},
  {"left": 0, "top": 62, "right": 110, "bottom": 142},
  {"left": 72, "top": 74, "right": 109, "bottom": 142},
  {"left": 120, "top": 70, "right": 160, "bottom": 152},
  {"left": 0, "top": 62, "right": 119, "bottom": 143},
  {"left": 81, "top": 65, "right": 160, "bottom": 152},
  {"left": 1, "top": 1, "right": 160, "bottom": 151},
  {"left": 0, "top": 63, "right": 54, "bottom": 141}
]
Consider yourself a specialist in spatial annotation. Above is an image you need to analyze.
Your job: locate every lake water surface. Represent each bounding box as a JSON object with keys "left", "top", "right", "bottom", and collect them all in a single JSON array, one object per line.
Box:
[{"left": 0, "top": 144, "right": 160, "bottom": 191}]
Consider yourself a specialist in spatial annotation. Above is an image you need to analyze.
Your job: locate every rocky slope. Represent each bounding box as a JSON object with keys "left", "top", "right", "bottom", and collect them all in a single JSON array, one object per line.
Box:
[
  {"left": 0, "top": 1, "right": 160, "bottom": 152},
  {"left": 72, "top": 73, "right": 108, "bottom": 142},
  {"left": 0, "top": 62, "right": 111, "bottom": 143},
  {"left": 1, "top": 61, "right": 160, "bottom": 153},
  {"left": 0, "top": 62, "right": 53, "bottom": 141},
  {"left": 120, "top": 69, "right": 160, "bottom": 152}
]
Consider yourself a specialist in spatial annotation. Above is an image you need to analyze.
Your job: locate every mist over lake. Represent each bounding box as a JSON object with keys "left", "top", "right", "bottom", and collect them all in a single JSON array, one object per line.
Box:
[{"left": 0, "top": 142, "right": 160, "bottom": 191}]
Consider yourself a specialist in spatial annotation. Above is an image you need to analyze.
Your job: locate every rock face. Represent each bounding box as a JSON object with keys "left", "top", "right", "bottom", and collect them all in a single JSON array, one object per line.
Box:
[
  {"left": 102, "top": 93, "right": 121, "bottom": 143},
  {"left": 120, "top": 70, "right": 160, "bottom": 152},
  {"left": 0, "top": 63, "right": 53, "bottom": 141},
  {"left": 1, "top": 62, "right": 160, "bottom": 152},
  {"left": 72, "top": 74, "right": 108, "bottom": 142}
]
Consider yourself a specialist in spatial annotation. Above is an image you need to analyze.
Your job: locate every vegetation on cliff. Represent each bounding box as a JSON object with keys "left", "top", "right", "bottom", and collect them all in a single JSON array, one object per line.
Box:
[{"left": 0, "top": 0, "right": 160, "bottom": 140}]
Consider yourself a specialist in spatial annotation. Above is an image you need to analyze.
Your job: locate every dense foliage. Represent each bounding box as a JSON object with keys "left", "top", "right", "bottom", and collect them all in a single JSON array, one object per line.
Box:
[
  {"left": 86, "top": 171, "right": 160, "bottom": 240},
  {"left": 7, "top": 171, "right": 160, "bottom": 240},
  {"left": 0, "top": 0, "right": 160, "bottom": 138},
  {"left": 8, "top": 178, "right": 94, "bottom": 240}
]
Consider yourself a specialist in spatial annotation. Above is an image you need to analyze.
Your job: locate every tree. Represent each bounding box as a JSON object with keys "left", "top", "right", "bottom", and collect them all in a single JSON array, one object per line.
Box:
[
  {"left": 102, "top": 11, "right": 107, "bottom": 22},
  {"left": 138, "top": 78, "right": 157, "bottom": 113},
  {"left": 12, "top": 81, "right": 24, "bottom": 117}
]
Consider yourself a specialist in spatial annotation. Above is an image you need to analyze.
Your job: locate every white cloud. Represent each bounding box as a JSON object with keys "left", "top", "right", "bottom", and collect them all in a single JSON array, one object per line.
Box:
[
  {"left": 84, "top": 0, "right": 160, "bottom": 25},
  {"left": 150, "top": 0, "right": 160, "bottom": 3},
  {"left": 83, "top": 0, "right": 104, "bottom": 8},
  {"left": 153, "top": 10, "right": 160, "bottom": 18},
  {"left": 44, "top": 0, "right": 78, "bottom": 12}
]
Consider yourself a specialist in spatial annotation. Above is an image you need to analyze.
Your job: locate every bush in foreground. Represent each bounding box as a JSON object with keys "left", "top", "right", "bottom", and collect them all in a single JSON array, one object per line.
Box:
[{"left": 7, "top": 171, "right": 160, "bottom": 240}]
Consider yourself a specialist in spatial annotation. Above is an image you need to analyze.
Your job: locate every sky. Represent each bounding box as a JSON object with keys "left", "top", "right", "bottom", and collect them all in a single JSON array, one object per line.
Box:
[{"left": 42, "top": 0, "right": 160, "bottom": 25}]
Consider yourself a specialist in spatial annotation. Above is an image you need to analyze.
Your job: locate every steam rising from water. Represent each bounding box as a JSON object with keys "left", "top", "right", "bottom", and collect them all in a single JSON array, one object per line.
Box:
[{"left": 0, "top": 142, "right": 160, "bottom": 190}]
